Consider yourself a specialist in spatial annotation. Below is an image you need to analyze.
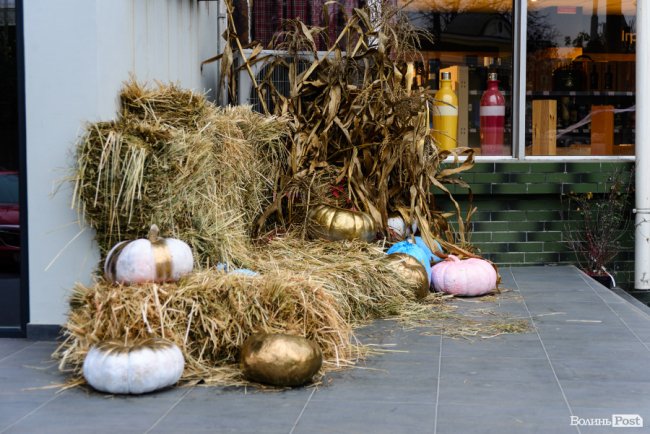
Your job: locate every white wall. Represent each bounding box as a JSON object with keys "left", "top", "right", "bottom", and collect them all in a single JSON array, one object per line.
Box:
[{"left": 23, "top": 0, "right": 222, "bottom": 325}]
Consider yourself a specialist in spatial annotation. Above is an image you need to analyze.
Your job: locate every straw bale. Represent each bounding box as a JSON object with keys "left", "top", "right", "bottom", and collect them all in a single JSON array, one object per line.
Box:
[
  {"left": 56, "top": 268, "right": 358, "bottom": 386},
  {"left": 73, "top": 81, "right": 288, "bottom": 266},
  {"left": 247, "top": 237, "right": 429, "bottom": 323}
]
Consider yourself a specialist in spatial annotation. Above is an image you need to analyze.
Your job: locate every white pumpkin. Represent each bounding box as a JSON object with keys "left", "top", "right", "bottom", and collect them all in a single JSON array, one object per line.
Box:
[
  {"left": 387, "top": 216, "right": 406, "bottom": 239},
  {"left": 83, "top": 338, "right": 185, "bottom": 394},
  {"left": 386, "top": 216, "right": 419, "bottom": 240},
  {"left": 104, "top": 225, "right": 193, "bottom": 284}
]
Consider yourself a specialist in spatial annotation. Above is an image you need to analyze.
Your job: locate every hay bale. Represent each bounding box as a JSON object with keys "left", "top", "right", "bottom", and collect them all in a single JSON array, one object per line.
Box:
[
  {"left": 56, "top": 268, "right": 358, "bottom": 385},
  {"left": 73, "top": 81, "right": 288, "bottom": 266},
  {"left": 248, "top": 238, "right": 430, "bottom": 323}
]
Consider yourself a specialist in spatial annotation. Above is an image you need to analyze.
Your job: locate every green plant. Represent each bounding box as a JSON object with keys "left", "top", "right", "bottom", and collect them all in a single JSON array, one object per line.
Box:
[{"left": 562, "top": 169, "right": 634, "bottom": 276}]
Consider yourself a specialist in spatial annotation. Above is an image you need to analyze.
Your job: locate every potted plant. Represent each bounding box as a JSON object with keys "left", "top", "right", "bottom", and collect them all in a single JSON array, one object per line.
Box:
[{"left": 562, "top": 169, "right": 634, "bottom": 288}]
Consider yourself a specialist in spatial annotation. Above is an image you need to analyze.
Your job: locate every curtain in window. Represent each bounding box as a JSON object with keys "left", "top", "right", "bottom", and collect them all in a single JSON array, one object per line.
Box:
[{"left": 234, "top": 0, "right": 366, "bottom": 49}]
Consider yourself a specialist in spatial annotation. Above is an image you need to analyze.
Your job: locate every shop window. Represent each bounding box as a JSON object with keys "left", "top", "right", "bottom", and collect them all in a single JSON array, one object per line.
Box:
[
  {"left": 526, "top": 0, "right": 636, "bottom": 156},
  {"left": 398, "top": 0, "right": 514, "bottom": 156}
]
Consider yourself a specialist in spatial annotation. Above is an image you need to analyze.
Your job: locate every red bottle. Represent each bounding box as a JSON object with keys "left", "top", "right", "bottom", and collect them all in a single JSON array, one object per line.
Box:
[{"left": 480, "top": 73, "right": 506, "bottom": 156}]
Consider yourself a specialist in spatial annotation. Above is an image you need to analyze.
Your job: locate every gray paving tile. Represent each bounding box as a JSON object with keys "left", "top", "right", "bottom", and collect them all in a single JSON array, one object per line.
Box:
[
  {"left": 311, "top": 361, "right": 437, "bottom": 404},
  {"left": 3, "top": 386, "right": 189, "bottom": 434},
  {"left": 436, "top": 403, "right": 577, "bottom": 434},
  {"left": 0, "top": 393, "right": 59, "bottom": 432},
  {"left": 150, "top": 386, "right": 309, "bottom": 434},
  {"left": 531, "top": 309, "right": 629, "bottom": 328},
  {"left": 440, "top": 356, "right": 557, "bottom": 384},
  {"left": 525, "top": 298, "right": 616, "bottom": 313},
  {"left": 536, "top": 323, "right": 643, "bottom": 343},
  {"left": 0, "top": 341, "right": 57, "bottom": 366},
  {"left": 561, "top": 380, "right": 650, "bottom": 410},
  {"left": 596, "top": 291, "right": 628, "bottom": 305},
  {"left": 353, "top": 322, "right": 441, "bottom": 364},
  {"left": 357, "top": 348, "right": 439, "bottom": 367},
  {"left": 0, "top": 359, "right": 64, "bottom": 393},
  {"left": 0, "top": 339, "right": 35, "bottom": 361},
  {"left": 441, "top": 333, "right": 546, "bottom": 359},
  {"left": 606, "top": 300, "right": 650, "bottom": 323},
  {"left": 438, "top": 373, "right": 566, "bottom": 409},
  {"left": 449, "top": 295, "right": 528, "bottom": 318},
  {"left": 510, "top": 267, "right": 581, "bottom": 283},
  {"left": 542, "top": 336, "right": 650, "bottom": 360},
  {"left": 293, "top": 400, "right": 435, "bottom": 434},
  {"left": 552, "top": 357, "right": 650, "bottom": 383},
  {"left": 355, "top": 320, "right": 442, "bottom": 347},
  {"left": 479, "top": 300, "right": 529, "bottom": 317}
]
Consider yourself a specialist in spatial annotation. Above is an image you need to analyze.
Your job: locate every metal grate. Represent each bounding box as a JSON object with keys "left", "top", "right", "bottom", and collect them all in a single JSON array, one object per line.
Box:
[{"left": 249, "top": 58, "right": 309, "bottom": 113}]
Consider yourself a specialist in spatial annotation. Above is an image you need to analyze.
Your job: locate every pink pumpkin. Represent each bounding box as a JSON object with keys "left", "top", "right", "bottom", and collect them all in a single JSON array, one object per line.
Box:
[{"left": 431, "top": 255, "right": 497, "bottom": 296}]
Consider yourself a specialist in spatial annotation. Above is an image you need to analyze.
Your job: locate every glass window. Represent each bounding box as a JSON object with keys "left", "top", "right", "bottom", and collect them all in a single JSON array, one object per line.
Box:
[
  {"left": 399, "top": 0, "right": 514, "bottom": 156},
  {"left": 526, "top": 0, "right": 636, "bottom": 156}
]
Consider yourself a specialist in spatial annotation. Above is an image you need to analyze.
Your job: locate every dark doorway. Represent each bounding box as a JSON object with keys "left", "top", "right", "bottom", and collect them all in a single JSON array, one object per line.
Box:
[{"left": 0, "top": 0, "right": 26, "bottom": 337}]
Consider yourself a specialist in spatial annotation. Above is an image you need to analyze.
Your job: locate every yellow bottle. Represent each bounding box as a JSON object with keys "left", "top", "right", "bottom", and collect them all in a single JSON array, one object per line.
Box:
[{"left": 432, "top": 71, "right": 458, "bottom": 151}]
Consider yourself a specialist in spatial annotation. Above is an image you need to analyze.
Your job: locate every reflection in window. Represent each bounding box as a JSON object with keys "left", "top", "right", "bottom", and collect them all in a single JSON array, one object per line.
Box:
[
  {"left": 526, "top": 0, "right": 636, "bottom": 156},
  {"left": 400, "top": 0, "right": 514, "bottom": 156}
]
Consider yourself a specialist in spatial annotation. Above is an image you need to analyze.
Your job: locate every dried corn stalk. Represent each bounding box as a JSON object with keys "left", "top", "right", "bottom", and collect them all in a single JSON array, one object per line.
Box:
[{"left": 210, "top": 0, "right": 479, "bottom": 256}]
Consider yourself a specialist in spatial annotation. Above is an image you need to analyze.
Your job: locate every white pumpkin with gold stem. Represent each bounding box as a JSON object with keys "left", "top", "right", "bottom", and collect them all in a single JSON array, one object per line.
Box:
[{"left": 104, "top": 225, "right": 193, "bottom": 284}]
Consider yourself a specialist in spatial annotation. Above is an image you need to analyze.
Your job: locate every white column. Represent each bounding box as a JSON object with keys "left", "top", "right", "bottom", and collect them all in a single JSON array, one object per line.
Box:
[{"left": 635, "top": 0, "right": 650, "bottom": 289}]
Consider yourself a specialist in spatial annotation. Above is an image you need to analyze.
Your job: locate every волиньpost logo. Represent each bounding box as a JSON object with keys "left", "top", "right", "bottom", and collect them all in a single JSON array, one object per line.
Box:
[{"left": 570, "top": 414, "right": 644, "bottom": 428}]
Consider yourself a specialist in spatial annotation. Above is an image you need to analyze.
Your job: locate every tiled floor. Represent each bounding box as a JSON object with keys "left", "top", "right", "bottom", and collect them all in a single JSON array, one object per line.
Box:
[{"left": 2, "top": 266, "right": 650, "bottom": 433}]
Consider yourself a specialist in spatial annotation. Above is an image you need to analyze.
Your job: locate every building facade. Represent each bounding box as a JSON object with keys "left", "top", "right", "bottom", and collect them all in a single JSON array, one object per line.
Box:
[{"left": 0, "top": 0, "right": 642, "bottom": 337}]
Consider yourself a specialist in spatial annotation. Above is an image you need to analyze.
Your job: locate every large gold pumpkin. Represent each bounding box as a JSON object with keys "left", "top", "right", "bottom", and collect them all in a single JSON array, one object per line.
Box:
[
  {"left": 307, "top": 204, "right": 376, "bottom": 242},
  {"left": 240, "top": 333, "right": 322, "bottom": 387},
  {"left": 385, "top": 253, "right": 430, "bottom": 300}
]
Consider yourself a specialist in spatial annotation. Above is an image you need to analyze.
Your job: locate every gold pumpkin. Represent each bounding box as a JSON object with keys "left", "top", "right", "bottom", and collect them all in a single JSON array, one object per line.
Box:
[
  {"left": 308, "top": 204, "right": 376, "bottom": 242},
  {"left": 385, "top": 253, "right": 430, "bottom": 300},
  {"left": 240, "top": 333, "right": 322, "bottom": 387}
]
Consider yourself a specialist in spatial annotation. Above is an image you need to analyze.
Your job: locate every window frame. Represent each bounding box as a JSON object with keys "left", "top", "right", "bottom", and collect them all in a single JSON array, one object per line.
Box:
[
  {"left": 512, "top": 0, "right": 636, "bottom": 162},
  {"left": 438, "top": 0, "right": 636, "bottom": 162}
]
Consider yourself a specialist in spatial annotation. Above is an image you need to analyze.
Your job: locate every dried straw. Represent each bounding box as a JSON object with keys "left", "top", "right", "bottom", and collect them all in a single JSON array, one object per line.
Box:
[
  {"left": 57, "top": 268, "right": 359, "bottom": 385},
  {"left": 73, "top": 81, "right": 289, "bottom": 266},
  {"left": 247, "top": 237, "right": 429, "bottom": 323},
  {"left": 63, "top": 77, "right": 524, "bottom": 389}
]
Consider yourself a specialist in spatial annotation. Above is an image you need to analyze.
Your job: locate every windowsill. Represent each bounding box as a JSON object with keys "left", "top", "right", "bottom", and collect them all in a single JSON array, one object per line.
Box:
[{"left": 444, "top": 154, "right": 635, "bottom": 163}]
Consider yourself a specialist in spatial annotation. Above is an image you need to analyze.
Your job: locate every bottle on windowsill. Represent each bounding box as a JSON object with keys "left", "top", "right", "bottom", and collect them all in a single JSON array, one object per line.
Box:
[
  {"left": 432, "top": 71, "right": 458, "bottom": 151},
  {"left": 480, "top": 72, "right": 506, "bottom": 156}
]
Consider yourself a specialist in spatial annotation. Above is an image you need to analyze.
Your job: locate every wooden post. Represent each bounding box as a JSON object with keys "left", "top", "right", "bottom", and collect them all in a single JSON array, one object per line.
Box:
[
  {"left": 591, "top": 105, "right": 614, "bottom": 155},
  {"left": 532, "top": 100, "right": 557, "bottom": 155}
]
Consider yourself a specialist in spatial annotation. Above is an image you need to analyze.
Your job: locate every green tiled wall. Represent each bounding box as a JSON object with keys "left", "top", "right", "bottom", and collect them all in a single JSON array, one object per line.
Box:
[{"left": 439, "top": 161, "right": 636, "bottom": 290}]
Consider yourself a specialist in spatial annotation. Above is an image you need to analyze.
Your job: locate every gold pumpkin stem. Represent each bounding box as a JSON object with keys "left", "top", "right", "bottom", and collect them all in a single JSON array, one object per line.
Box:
[{"left": 148, "top": 224, "right": 161, "bottom": 243}]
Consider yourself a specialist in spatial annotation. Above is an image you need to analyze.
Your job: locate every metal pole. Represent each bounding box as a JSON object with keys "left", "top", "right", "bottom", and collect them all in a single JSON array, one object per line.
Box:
[{"left": 635, "top": 0, "right": 650, "bottom": 289}]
